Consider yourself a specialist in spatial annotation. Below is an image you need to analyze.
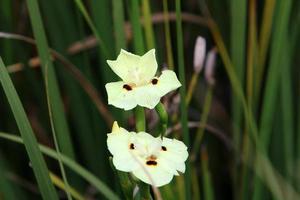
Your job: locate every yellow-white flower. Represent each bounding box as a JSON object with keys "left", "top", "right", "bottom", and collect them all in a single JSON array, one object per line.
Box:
[
  {"left": 107, "top": 122, "right": 188, "bottom": 187},
  {"left": 105, "top": 49, "right": 181, "bottom": 110}
]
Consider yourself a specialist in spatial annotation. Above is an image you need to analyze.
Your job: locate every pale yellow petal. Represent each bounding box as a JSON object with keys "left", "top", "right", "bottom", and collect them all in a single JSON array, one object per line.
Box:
[
  {"left": 132, "top": 164, "right": 174, "bottom": 187},
  {"left": 107, "top": 128, "right": 140, "bottom": 172},
  {"left": 107, "top": 127, "right": 131, "bottom": 155},
  {"left": 156, "top": 70, "right": 182, "bottom": 96},
  {"left": 138, "top": 49, "right": 158, "bottom": 82},
  {"left": 134, "top": 84, "right": 161, "bottom": 109},
  {"left": 160, "top": 137, "right": 188, "bottom": 173},
  {"left": 105, "top": 81, "right": 138, "bottom": 110},
  {"left": 106, "top": 49, "right": 140, "bottom": 83},
  {"left": 112, "top": 155, "right": 140, "bottom": 172}
]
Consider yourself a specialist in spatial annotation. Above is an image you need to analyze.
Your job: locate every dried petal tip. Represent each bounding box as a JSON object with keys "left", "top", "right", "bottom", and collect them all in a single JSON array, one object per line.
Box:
[
  {"left": 204, "top": 48, "right": 218, "bottom": 86},
  {"left": 112, "top": 121, "right": 120, "bottom": 132},
  {"left": 193, "top": 36, "right": 206, "bottom": 73}
]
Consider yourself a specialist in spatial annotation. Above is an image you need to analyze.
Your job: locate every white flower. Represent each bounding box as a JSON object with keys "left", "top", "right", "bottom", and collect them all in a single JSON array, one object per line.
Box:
[
  {"left": 105, "top": 49, "right": 181, "bottom": 110},
  {"left": 107, "top": 122, "right": 188, "bottom": 187}
]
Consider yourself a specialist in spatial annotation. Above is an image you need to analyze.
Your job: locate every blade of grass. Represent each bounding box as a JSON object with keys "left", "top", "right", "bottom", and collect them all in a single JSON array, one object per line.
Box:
[
  {"left": 229, "top": 0, "right": 246, "bottom": 151},
  {"left": 45, "top": 64, "right": 72, "bottom": 200},
  {"left": 256, "top": 0, "right": 276, "bottom": 94},
  {"left": 241, "top": 0, "right": 257, "bottom": 198},
  {"left": 112, "top": 0, "right": 126, "bottom": 51},
  {"left": 191, "top": 85, "right": 213, "bottom": 159},
  {"left": 0, "top": 131, "right": 120, "bottom": 200},
  {"left": 0, "top": 31, "right": 113, "bottom": 125},
  {"left": 129, "top": 0, "right": 145, "bottom": 54},
  {"left": 201, "top": 147, "right": 215, "bottom": 200},
  {"left": 49, "top": 172, "right": 84, "bottom": 200},
  {"left": 175, "top": 1, "right": 191, "bottom": 199},
  {"left": 142, "top": 0, "right": 155, "bottom": 49},
  {"left": 26, "top": 0, "right": 76, "bottom": 162},
  {"left": 162, "top": 0, "right": 174, "bottom": 69},
  {"left": 0, "top": 57, "right": 58, "bottom": 200},
  {"left": 39, "top": 0, "right": 102, "bottom": 180},
  {"left": 0, "top": 0, "right": 13, "bottom": 64},
  {"left": 0, "top": 152, "right": 19, "bottom": 200},
  {"left": 74, "top": 0, "right": 110, "bottom": 58},
  {"left": 252, "top": 0, "right": 293, "bottom": 199},
  {"left": 280, "top": 6, "right": 300, "bottom": 192}
]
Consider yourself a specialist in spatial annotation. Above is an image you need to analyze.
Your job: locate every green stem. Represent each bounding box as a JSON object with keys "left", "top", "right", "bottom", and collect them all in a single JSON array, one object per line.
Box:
[
  {"left": 175, "top": 0, "right": 191, "bottom": 199},
  {"left": 135, "top": 106, "right": 146, "bottom": 132},
  {"left": 109, "top": 157, "right": 133, "bottom": 200},
  {"left": 138, "top": 182, "right": 151, "bottom": 200},
  {"left": 134, "top": 106, "right": 151, "bottom": 199},
  {"left": 129, "top": 0, "right": 145, "bottom": 54},
  {"left": 45, "top": 65, "right": 72, "bottom": 200},
  {"left": 191, "top": 85, "right": 213, "bottom": 159},
  {"left": 155, "top": 102, "right": 168, "bottom": 137},
  {"left": 142, "top": 0, "right": 155, "bottom": 49},
  {"left": 162, "top": 0, "right": 174, "bottom": 69}
]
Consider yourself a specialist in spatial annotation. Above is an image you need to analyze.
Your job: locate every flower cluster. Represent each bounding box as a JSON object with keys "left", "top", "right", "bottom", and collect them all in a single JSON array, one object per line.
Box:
[{"left": 105, "top": 49, "right": 188, "bottom": 187}]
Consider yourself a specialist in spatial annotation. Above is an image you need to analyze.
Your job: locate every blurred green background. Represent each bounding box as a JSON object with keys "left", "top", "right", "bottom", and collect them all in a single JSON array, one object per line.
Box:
[{"left": 0, "top": 0, "right": 299, "bottom": 199}]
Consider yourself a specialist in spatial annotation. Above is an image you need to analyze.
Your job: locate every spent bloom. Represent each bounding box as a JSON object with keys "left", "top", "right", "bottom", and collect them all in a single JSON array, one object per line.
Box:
[
  {"left": 105, "top": 49, "right": 181, "bottom": 110},
  {"left": 107, "top": 122, "right": 188, "bottom": 187}
]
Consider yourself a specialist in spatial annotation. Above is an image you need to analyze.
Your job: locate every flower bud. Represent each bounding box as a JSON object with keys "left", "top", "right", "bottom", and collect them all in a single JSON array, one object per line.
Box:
[
  {"left": 193, "top": 36, "right": 206, "bottom": 73},
  {"left": 204, "top": 48, "right": 217, "bottom": 85}
]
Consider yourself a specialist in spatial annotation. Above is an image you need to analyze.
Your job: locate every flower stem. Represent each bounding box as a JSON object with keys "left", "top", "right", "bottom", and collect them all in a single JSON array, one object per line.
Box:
[
  {"left": 135, "top": 106, "right": 146, "bottom": 132},
  {"left": 155, "top": 102, "right": 168, "bottom": 137},
  {"left": 109, "top": 157, "right": 133, "bottom": 200},
  {"left": 191, "top": 84, "right": 213, "bottom": 160},
  {"left": 175, "top": 0, "right": 191, "bottom": 199},
  {"left": 134, "top": 106, "right": 151, "bottom": 199},
  {"left": 138, "top": 182, "right": 151, "bottom": 200}
]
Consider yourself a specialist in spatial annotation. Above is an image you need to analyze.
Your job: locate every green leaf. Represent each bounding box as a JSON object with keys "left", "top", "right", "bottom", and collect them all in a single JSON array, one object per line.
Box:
[
  {"left": 26, "top": 0, "right": 76, "bottom": 163},
  {"left": 0, "top": 57, "right": 59, "bottom": 200},
  {"left": 0, "top": 131, "right": 120, "bottom": 200}
]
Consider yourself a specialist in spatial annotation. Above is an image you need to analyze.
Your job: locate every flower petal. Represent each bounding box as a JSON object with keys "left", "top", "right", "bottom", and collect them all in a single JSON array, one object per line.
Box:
[
  {"left": 138, "top": 49, "right": 158, "bottom": 82},
  {"left": 107, "top": 128, "right": 140, "bottom": 172},
  {"left": 112, "top": 154, "right": 140, "bottom": 172},
  {"left": 105, "top": 81, "right": 138, "bottom": 110},
  {"left": 106, "top": 49, "right": 158, "bottom": 85},
  {"left": 156, "top": 70, "right": 182, "bottom": 96},
  {"left": 132, "top": 164, "right": 174, "bottom": 187},
  {"left": 106, "top": 49, "right": 140, "bottom": 83},
  {"left": 134, "top": 84, "right": 162, "bottom": 109},
  {"left": 160, "top": 137, "right": 188, "bottom": 173},
  {"left": 107, "top": 127, "right": 132, "bottom": 156}
]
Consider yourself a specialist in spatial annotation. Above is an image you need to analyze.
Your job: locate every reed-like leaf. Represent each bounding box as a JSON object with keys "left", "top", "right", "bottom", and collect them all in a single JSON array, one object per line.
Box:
[
  {"left": 26, "top": 0, "right": 76, "bottom": 161},
  {"left": 0, "top": 131, "right": 120, "bottom": 200},
  {"left": 230, "top": 0, "right": 246, "bottom": 150},
  {"left": 0, "top": 152, "right": 18, "bottom": 200},
  {"left": 112, "top": 0, "right": 126, "bottom": 51},
  {"left": 142, "top": 0, "right": 155, "bottom": 49},
  {"left": 0, "top": 57, "right": 58, "bottom": 200},
  {"left": 175, "top": 1, "right": 191, "bottom": 199},
  {"left": 129, "top": 0, "right": 145, "bottom": 54},
  {"left": 253, "top": 0, "right": 293, "bottom": 199}
]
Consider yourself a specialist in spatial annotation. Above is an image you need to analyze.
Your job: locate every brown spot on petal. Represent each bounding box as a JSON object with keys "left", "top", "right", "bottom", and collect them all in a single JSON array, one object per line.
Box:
[
  {"left": 161, "top": 146, "right": 167, "bottom": 151},
  {"left": 146, "top": 155, "right": 158, "bottom": 166},
  {"left": 151, "top": 78, "right": 158, "bottom": 85},
  {"left": 146, "top": 160, "right": 157, "bottom": 166},
  {"left": 123, "top": 84, "right": 132, "bottom": 91},
  {"left": 129, "top": 143, "right": 135, "bottom": 150}
]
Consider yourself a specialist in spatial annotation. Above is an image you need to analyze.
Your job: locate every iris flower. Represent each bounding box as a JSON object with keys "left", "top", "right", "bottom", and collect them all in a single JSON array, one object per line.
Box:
[
  {"left": 107, "top": 122, "right": 188, "bottom": 187},
  {"left": 105, "top": 49, "right": 181, "bottom": 110}
]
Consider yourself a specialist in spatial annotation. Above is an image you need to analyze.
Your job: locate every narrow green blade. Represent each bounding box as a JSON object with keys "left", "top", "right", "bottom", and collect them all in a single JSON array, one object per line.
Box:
[
  {"left": 0, "top": 131, "right": 120, "bottom": 200},
  {"left": 26, "top": 0, "right": 76, "bottom": 162},
  {"left": 0, "top": 57, "right": 58, "bottom": 200}
]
